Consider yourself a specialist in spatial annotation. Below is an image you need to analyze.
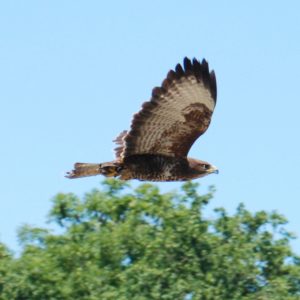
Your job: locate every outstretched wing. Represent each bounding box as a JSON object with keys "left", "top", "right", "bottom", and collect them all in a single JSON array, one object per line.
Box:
[{"left": 115, "top": 57, "right": 217, "bottom": 160}]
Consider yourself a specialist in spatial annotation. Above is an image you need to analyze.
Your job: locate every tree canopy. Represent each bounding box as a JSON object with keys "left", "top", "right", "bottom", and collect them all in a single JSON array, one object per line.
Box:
[{"left": 1, "top": 179, "right": 300, "bottom": 300}]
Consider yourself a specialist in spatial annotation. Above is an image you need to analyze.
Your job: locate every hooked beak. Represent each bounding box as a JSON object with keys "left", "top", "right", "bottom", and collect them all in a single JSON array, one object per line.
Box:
[{"left": 209, "top": 165, "right": 219, "bottom": 175}]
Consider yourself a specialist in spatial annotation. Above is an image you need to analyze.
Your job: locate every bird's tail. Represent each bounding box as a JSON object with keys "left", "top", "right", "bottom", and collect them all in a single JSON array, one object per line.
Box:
[{"left": 65, "top": 162, "right": 121, "bottom": 179}]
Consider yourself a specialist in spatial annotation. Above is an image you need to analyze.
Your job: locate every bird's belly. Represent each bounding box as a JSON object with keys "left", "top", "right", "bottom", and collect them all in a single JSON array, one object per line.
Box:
[{"left": 121, "top": 154, "right": 189, "bottom": 181}]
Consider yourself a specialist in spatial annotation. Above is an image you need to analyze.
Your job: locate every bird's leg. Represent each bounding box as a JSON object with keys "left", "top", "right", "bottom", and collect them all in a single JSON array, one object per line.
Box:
[{"left": 100, "top": 163, "right": 120, "bottom": 177}]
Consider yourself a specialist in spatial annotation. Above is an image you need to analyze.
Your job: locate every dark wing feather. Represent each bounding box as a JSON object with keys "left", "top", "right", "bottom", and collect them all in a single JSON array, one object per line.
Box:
[{"left": 116, "top": 57, "right": 217, "bottom": 159}]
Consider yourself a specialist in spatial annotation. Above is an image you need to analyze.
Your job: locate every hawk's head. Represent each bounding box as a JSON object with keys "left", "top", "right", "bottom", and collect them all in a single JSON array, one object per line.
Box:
[{"left": 188, "top": 158, "right": 219, "bottom": 178}]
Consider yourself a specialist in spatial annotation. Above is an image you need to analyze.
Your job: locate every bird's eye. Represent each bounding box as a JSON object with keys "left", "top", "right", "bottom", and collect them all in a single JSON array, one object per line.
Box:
[{"left": 202, "top": 164, "right": 210, "bottom": 170}]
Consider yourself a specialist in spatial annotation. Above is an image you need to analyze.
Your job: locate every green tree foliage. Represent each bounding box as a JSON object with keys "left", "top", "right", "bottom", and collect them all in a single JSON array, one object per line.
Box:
[{"left": 1, "top": 179, "right": 300, "bottom": 299}]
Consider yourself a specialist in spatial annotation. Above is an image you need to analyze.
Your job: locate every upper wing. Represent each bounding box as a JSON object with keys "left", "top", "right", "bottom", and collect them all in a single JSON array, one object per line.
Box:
[{"left": 115, "top": 57, "right": 217, "bottom": 159}]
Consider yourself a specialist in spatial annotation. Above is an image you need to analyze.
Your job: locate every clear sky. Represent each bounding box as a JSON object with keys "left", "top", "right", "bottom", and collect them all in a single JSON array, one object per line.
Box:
[{"left": 1, "top": 1, "right": 300, "bottom": 254}]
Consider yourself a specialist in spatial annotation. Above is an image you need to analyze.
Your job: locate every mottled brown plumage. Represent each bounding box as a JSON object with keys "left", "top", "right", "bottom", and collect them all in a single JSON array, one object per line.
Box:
[{"left": 66, "top": 57, "right": 218, "bottom": 181}]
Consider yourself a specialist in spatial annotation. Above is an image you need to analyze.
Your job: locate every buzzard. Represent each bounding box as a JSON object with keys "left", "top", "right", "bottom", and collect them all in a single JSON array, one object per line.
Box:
[{"left": 66, "top": 57, "right": 218, "bottom": 181}]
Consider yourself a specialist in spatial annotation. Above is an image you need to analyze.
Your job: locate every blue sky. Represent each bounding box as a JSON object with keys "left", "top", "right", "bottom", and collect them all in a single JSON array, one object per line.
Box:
[{"left": 1, "top": 1, "right": 300, "bottom": 253}]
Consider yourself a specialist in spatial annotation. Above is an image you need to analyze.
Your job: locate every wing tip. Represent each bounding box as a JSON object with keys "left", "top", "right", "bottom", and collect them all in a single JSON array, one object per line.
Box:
[
  {"left": 173, "top": 56, "right": 217, "bottom": 103},
  {"left": 209, "top": 70, "right": 217, "bottom": 101},
  {"left": 151, "top": 56, "right": 217, "bottom": 103}
]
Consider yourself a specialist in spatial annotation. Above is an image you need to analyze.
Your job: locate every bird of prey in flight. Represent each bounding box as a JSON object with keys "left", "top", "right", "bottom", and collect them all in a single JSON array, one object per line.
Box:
[{"left": 66, "top": 57, "right": 218, "bottom": 181}]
